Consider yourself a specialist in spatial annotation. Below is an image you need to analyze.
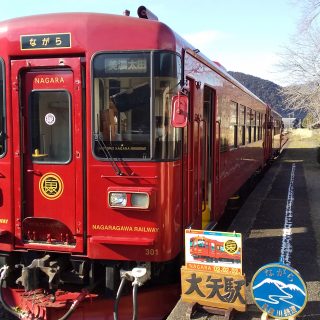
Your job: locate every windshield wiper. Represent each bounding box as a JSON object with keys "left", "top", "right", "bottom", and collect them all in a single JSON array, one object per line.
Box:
[
  {"left": 0, "top": 131, "right": 7, "bottom": 140},
  {"left": 94, "top": 133, "right": 124, "bottom": 176}
]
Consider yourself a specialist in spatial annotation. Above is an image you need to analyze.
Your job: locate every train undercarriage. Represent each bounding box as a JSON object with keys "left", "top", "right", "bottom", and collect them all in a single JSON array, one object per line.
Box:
[{"left": 0, "top": 251, "right": 180, "bottom": 319}]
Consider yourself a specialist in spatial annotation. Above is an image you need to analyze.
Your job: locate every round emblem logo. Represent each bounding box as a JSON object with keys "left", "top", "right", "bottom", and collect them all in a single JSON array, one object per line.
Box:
[
  {"left": 39, "top": 172, "right": 64, "bottom": 200},
  {"left": 251, "top": 263, "right": 307, "bottom": 319},
  {"left": 45, "top": 113, "right": 56, "bottom": 125},
  {"left": 224, "top": 239, "right": 238, "bottom": 254}
]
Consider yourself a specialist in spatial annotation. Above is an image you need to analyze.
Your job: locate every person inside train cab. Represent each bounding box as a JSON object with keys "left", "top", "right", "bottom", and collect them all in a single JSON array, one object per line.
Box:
[
  {"left": 155, "top": 115, "right": 169, "bottom": 142},
  {"left": 100, "top": 98, "right": 118, "bottom": 141}
]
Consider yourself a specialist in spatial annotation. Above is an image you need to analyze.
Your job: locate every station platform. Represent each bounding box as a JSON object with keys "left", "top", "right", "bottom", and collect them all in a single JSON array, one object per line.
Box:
[{"left": 167, "top": 129, "right": 320, "bottom": 320}]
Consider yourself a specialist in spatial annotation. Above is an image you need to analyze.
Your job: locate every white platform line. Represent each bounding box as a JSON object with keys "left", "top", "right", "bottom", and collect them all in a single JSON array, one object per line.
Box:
[{"left": 280, "top": 163, "right": 296, "bottom": 266}]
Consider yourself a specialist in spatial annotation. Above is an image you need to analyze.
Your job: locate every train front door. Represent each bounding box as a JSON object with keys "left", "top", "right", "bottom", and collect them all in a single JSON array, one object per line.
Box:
[
  {"left": 202, "top": 86, "right": 216, "bottom": 228},
  {"left": 11, "top": 58, "right": 84, "bottom": 253}
]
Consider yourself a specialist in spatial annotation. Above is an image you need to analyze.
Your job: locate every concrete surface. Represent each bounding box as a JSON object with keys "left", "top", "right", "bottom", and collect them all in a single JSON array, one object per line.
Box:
[{"left": 167, "top": 129, "right": 320, "bottom": 320}]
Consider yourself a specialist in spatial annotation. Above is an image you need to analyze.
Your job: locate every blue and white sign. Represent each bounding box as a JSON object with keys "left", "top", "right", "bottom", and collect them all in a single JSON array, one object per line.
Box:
[{"left": 251, "top": 263, "right": 307, "bottom": 319}]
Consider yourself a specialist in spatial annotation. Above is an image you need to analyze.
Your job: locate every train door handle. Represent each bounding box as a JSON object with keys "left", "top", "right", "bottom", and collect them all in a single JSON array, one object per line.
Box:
[{"left": 26, "top": 169, "right": 42, "bottom": 175}]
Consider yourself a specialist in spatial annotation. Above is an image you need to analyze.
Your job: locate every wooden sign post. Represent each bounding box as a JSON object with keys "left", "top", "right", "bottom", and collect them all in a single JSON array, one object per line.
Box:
[
  {"left": 181, "top": 230, "right": 246, "bottom": 319},
  {"left": 181, "top": 266, "right": 246, "bottom": 319}
]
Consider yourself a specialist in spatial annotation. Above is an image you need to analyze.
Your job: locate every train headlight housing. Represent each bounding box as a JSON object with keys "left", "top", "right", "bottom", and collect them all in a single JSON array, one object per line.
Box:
[
  {"left": 108, "top": 190, "right": 152, "bottom": 209},
  {"left": 109, "top": 192, "right": 127, "bottom": 207},
  {"left": 131, "top": 193, "right": 149, "bottom": 209}
]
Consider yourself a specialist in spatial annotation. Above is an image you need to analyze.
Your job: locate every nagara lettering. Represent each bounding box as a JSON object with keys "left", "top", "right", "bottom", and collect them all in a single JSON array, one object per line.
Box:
[{"left": 34, "top": 77, "right": 65, "bottom": 84}]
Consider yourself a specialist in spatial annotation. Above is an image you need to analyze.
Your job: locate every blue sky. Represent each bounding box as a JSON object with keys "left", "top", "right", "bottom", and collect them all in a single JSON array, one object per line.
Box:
[{"left": 1, "top": 0, "right": 302, "bottom": 86}]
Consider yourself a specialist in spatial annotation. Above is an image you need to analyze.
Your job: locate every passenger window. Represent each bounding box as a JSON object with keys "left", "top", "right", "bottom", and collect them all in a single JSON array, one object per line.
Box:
[
  {"left": 246, "top": 108, "right": 252, "bottom": 144},
  {"left": 257, "top": 113, "right": 263, "bottom": 140},
  {"left": 239, "top": 105, "right": 245, "bottom": 146},
  {"left": 229, "top": 101, "right": 238, "bottom": 148},
  {"left": 252, "top": 111, "right": 257, "bottom": 142}
]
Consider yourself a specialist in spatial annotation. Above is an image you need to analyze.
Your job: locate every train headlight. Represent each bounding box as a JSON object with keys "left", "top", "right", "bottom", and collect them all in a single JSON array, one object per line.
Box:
[
  {"left": 109, "top": 192, "right": 127, "bottom": 207},
  {"left": 131, "top": 193, "right": 149, "bottom": 209},
  {"left": 107, "top": 188, "right": 153, "bottom": 210}
]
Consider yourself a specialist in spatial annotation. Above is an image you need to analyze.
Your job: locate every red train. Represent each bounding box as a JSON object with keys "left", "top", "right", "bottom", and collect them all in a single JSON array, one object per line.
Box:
[
  {"left": 189, "top": 236, "right": 241, "bottom": 264},
  {"left": 0, "top": 6, "right": 285, "bottom": 319}
]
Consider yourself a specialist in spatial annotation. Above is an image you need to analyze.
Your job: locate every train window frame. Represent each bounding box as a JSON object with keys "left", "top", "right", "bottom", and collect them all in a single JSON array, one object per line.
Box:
[
  {"left": 257, "top": 112, "right": 261, "bottom": 141},
  {"left": 91, "top": 50, "right": 183, "bottom": 162},
  {"left": 238, "top": 105, "right": 246, "bottom": 146},
  {"left": 0, "top": 58, "right": 6, "bottom": 158},
  {"left": 153, "top": 51, "right": 183, "bottom": 160},
  {"left": 228, "top": 101, "right": 238, "bottom": 149},
  {"left": 259, "top": 113, "right": 264, "bottom": 141},
  {"left": 28, "top": 90, "right": 72, "bottom": 164},
  {"left": 252, "top": 111, "right": 257, "bottom": 142},
  {"left": 246, "top": 107, "right": 252, "bottom": 144}
]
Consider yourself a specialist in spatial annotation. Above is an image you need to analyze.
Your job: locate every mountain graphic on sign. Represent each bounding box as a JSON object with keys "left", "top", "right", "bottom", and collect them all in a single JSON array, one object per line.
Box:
[{"left": 252, "top": 278, "right": 306, "bottom": 308}]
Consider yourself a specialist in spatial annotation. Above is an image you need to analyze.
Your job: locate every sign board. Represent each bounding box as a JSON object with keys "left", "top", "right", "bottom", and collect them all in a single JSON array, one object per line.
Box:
[
  {"left": 105, "top": 57, "right": 147, "bottom": 74},
  {"left": 181, "top": 266, "right": 246, "bottom": 311},
  {"left": 21, "top": 33, "right": 71, "bottom": 50},
  {"left": 185, "top": 229, "right": 242, "bottom": 275},
  {"left": 251, "top": 263, "right": 307, "bottom": 319}
]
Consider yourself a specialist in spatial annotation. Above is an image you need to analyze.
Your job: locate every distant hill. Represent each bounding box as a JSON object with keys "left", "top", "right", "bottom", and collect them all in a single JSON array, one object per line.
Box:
[{"left": 228, "top": 71, "right": 296, "bottom": 117}]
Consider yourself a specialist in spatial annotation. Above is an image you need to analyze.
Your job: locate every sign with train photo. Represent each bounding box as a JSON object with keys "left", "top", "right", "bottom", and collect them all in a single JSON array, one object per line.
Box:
[
  {"left": 181, "top": 229, "right": 246, "bottom": 316},
  {"left": 185, "top": 229, "right": 242, "bottom": 275}
]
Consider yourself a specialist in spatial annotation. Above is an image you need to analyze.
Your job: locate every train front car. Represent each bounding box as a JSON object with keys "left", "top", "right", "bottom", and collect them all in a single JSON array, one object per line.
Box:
[
  {"left": 0, "top": 10, "right": 184, "bottom": 320},
  {"left": 0, "top": 8, "right": 284, "bottom": 320}
]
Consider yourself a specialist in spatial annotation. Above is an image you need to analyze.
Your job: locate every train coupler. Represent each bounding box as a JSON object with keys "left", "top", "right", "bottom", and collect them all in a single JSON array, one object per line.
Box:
[
  {"left": 114, "top": 264, "right": 151, "bottom": 320},
  {"left": 119, "top": 263, "right": 151, "bottom": 287},
  {"left": 131, "top": 266, "right": 151, "bottom": 287},
  {"left": 15, "top": 254, "right": 61, "bottom": 291}
]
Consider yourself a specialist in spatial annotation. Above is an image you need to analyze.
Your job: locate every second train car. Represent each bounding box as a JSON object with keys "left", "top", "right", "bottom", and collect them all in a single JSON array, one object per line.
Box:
[{"left": 0, "top": 6, "right": 285, "bottom": 320}]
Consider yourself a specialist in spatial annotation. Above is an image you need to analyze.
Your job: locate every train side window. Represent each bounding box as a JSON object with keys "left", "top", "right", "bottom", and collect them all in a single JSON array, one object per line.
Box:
[
  {"left": 262, "top": 114, "right": 266, "bottom": 140},
  {"left": 239, "top": 105, "right": 245, "bottom": 146},
  {"left": 252, "top": 111, "right": 257, "bottom": 142},
  {"left": 246, "top": 107, "right": 252, "bottom": 144},
  {"left": 260, "top": 113, "right": 264, "bottom": 140},
  {"left": 0, "top": 59, "right": 5, "bottom": 157},
  {"left": 257, "top": 112, "right": 261, "bottom": 140},
  {"left": 228, "top": 101, "right": 238, "bottom": 149},
  {"left": 219, "top": 102, "right": 229, "bottom": 152}
]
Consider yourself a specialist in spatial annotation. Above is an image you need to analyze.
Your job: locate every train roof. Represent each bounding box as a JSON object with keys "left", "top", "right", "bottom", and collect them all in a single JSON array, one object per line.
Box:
[
  {"left": 0, "top": 11, "right": 274, "bottom": 113},
  {"left": 0, "top": 12, "right": 178, "bottom": 53}
]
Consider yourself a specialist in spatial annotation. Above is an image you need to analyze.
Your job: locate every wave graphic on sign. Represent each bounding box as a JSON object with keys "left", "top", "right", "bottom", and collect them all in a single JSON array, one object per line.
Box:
[{"left": 252, "top": 278, "right": 306, "bottom": 308}]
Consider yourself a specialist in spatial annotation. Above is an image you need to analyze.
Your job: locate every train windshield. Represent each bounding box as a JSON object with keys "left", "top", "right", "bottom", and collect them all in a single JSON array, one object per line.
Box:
[
  {"left": 197, "top": 239, "right": 205, "bottom": 247},
  {"left": 0, "top": 59, "right": 5, "bottom": 157},
  {"left": 92, "top": 51, "right": 182, "bottom": 160}
]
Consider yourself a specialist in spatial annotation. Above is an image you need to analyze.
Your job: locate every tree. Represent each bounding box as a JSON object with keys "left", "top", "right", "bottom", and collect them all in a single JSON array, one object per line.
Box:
[
  {"left": 279, "top": 1, "right": 320, "bottom": 126},
  {"left": 298, "top": 0, "right": 320, "bottom": 31}
]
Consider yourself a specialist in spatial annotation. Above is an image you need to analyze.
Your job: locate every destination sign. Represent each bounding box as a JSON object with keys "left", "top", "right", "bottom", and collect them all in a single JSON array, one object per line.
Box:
[
  {"left": 105, "top": 57, "right": 147, "bottom": 74},
  {"left": 20, "top": 33, "right": 71, "bottom": 50}
]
